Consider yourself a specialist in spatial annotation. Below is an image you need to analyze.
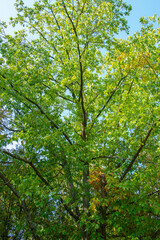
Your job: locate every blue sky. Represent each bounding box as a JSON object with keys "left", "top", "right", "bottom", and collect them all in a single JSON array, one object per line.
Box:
[
  {"left": 125, "top": 0, "right": 160, "bottom": 35},
  {"left": 0, "top": 0, "right": 159, "bottom": 37}
]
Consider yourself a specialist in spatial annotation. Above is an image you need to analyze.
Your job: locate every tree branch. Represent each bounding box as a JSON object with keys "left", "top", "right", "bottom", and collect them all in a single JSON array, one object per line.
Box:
[
  {"left": 1, "top": 149, "right": 80, "bottom": 221},
  {"left": 1, "top": 149, "right": 54, "bottom": 187},
  {"left": 0, "top": 123, "right": 22, "bottom": 133},
  {"left": 148, "top": 188, "right": 160, "bottom": 197},
  {"left": 143, "top": 54, "right": 159, "bottom": 80},
  {"left": 92, "top": 155, "right": 121, "bottom": 160},
  {"left": 61, "top": 0, "right": 87, "bottom": 140},
  {"left": 3, "top": 77, "right": 73, "bottom": 146},
  {"left": 1, "top": 150, "right": 29, "bottom": 164},
  {"left": 30, "top": 23, "right": 64, "bottom": 65},
  {"left": 0, "top": 171, "right": 40, "bottom": 240},
  {"left": 89, "top": 73, "right": 130, "bottom": 132},
  {"left": 48, "top": 5, "right": 71, "bottom": 60},
  {"left": 119, "top": 119, "right": 160, "bottom": 182},
  {"left": 151, "top": 229, "right": 160, "bottom": 240}
]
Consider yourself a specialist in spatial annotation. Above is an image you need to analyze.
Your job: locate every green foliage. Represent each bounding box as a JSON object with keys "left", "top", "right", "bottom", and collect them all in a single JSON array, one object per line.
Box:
[{"left": 0, "top": 0, "right": 160, "bottom": 239}]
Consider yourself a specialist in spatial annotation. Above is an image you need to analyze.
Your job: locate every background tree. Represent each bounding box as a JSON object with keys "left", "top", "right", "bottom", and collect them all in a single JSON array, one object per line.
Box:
[{"left": 0, "top": 0, "right": 160, "bottom": 239}]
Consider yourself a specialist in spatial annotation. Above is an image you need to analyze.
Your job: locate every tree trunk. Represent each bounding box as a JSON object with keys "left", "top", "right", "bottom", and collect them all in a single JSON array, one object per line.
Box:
[
  {"left": 82, "top": 162, "right": 90, "bottom": 240},
  {"left": 100, "top": 174, "right": 107, "bottom": 239}
]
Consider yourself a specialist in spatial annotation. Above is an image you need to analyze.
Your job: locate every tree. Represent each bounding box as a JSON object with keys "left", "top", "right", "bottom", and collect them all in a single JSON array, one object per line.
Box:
[{"left": 0, "top": 0, "right": 160, "bottom": 239}]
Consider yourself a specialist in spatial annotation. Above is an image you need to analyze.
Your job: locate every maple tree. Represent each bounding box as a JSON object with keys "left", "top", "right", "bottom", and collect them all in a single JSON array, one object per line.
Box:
[{"left": 0, "top": 0, "right": 160, "bottom": 239}]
